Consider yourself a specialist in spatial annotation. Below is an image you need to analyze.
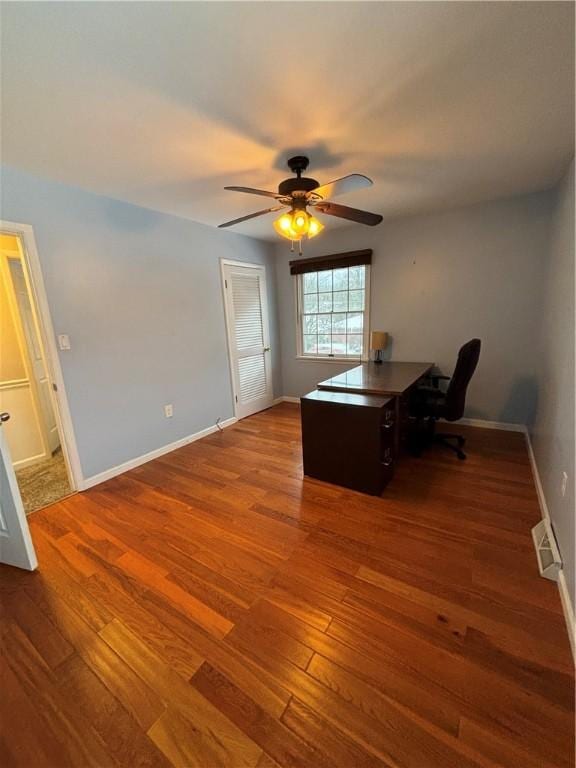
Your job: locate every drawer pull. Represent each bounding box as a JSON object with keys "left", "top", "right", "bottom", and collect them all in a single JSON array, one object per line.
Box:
[
  {"left": 382, "top": 446, "right": 393, "bottom": 467},
  {"left": 382, "top": 421, "right": 394, "bottom": 430}
]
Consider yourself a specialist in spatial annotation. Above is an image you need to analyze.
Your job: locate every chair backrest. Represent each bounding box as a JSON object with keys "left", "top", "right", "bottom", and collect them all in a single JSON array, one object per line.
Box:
[{"left": 444, "top": 339, "right": 481, "bottom": 421}]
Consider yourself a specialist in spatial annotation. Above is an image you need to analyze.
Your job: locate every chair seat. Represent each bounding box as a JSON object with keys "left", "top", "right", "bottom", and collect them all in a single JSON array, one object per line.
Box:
[{"left": 410, "top": 387, "right": 447, "bottom": 419}]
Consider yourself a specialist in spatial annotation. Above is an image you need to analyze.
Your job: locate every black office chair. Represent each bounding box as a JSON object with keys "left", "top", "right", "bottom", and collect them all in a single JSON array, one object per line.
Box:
[{"left": 409, "top": 338, "right": 481, "bottom": 460}]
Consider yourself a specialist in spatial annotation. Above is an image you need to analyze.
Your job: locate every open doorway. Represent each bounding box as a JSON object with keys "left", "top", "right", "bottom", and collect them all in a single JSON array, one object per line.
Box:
[{"left": 0, "top": 231, "right": 76, "bottom": 513}]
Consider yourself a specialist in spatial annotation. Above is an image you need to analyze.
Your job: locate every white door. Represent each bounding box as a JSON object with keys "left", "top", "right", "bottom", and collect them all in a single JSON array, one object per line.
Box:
[
  {"left": 9, "top": 258, "right": 60, "bottom": 453},
  {"left": 222, "top": 262, "right": 274, "bottom": 419},
  {"left": 0, "top": 412, "right": 38, "bottom": 570}
]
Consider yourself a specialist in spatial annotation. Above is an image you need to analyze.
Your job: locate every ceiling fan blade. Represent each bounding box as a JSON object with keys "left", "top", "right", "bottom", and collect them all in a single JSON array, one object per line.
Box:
[
  {"left": 313, "top": 174, "right": 373, "bottom": 200},
  {"left": 218, "top": 206, "right": 283, "bottom": 228},
  {"left": 315, "top": 202, "right": 383, "bottom": 226},
  {"left": 224, "top": 186, "right": 283, "bottom": 199}
]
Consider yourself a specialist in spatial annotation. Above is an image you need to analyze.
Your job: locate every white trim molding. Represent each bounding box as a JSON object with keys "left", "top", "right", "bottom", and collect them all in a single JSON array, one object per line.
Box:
[
  {"left": 80, "top": 417, "right": 237, "bottom": 491},
  {"left": 0, "top": 378, "right": 29, "bottom": 391},
  {"left": 13, "top": 452, "right": 48, "bottom": 470},
  {"left": 458, "top": 417, "right": 526, "bottom": 432},
  {"left": 525, "top": 429, "right": 575, "bottom": 662},
  {"left": 277, "top": 403, "right": 534, "bottom": 432}
]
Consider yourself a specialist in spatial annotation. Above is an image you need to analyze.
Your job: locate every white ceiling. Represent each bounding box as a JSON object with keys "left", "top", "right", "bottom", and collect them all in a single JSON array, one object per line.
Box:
[{"left": 1, "top": 2, "right": 574, "bottom": 240}]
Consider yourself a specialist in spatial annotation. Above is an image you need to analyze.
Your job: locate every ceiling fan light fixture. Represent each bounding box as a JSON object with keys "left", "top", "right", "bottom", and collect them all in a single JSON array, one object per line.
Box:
[
  {"left": 291, "top": 210, "right": 310, "bottom": 237},
  {"left": 307, "top": 214, "right": 324, "bottom": 239},
  {"left": 273, "top": 212, "right": 298, "bottom": 240},
  {"left": 273, "top": 208, "right": 324, "bottom": 241}
]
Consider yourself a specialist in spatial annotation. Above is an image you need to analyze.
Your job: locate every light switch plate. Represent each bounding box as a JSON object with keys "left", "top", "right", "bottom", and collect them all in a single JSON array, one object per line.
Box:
[{"left": 58, "top": 334, "right": 71, "bottom": 350}]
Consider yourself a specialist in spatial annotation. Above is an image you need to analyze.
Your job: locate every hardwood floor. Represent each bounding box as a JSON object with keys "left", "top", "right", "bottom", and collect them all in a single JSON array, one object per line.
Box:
[{"left": 1, "top": 403, "right": 574, "bottom": 767}]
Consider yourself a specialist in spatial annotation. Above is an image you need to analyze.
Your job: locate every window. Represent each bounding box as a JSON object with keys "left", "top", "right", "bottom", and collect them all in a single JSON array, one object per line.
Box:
[{"left": 296, "top": 264, "right": 370, "bottom": 359}]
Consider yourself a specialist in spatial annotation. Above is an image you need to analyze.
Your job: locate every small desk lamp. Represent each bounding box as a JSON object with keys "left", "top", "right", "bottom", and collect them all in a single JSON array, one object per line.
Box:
[{"left": 370, "top": 331, "right": 388, "bottom": 364}]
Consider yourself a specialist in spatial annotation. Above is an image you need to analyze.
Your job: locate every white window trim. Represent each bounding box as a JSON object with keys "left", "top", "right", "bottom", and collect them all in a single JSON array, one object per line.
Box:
[{"left": 294, "top": 264, "right": 371, "bottom": 362}]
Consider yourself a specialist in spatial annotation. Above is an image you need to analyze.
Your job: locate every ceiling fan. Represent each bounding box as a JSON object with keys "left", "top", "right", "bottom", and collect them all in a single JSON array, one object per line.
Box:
[{"left": 218, "top": 155, "right": 382, "bottom": 251}]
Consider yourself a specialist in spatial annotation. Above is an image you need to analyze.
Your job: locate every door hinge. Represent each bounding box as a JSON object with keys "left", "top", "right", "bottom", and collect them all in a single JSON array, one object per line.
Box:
[
  {"left": 225, "top": 279, "right": 228, "bottom": 289},
  {"left": 52, "top": 383, "right": 58, "bottom": 392},
  {"left": 235, "top": 395, "right": 238, "bottom": 402}
]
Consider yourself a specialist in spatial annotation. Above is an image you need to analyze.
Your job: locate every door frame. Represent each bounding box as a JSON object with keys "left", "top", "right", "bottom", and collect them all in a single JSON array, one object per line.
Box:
[
  {"left": 0, "top": 253, "right": 52, "bottom": 466},
  {"left": 220, "top": 258, "right": 273, "bottom": 419},
  {"left": 0, "top": 220, "right": 83, "bottom": 491}
]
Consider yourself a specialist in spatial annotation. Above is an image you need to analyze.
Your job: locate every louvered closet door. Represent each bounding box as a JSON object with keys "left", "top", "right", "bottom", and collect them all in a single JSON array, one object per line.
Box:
[{"left": 222, "top": 262, "right": 273, "bottom": 419}]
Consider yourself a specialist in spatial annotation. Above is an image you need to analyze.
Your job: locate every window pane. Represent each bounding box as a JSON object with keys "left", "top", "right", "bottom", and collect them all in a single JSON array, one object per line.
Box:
[
  {"left": 318, "top": 334, "right": 331, "bottom": 354},
  {"left": 332, "top": 313, "right": 346, "bottom": 333},
  {"left": 347, "top": 312, "right": 363, "bottom": 334},
  {"left": 348, "top": 289, "right": 364, "bottom": 311},
  {"left": 303, "top": 292, "right": 318, "bottom": 313},
  {"left": 317, "top": 314, "right": 331, "bottom": 334},
  {"left": 347, "top": 334, "right": 363, "bottom": 355},
  {"left": 332, "top": 334, "right": 346, "bottom": 356},
  {"left": 318, "top": 292, "right": 332, "bottom": 312},
  {"left": 349, "top": 266, "right": 365, "bottom": 290},
  {"left": 303, "top": 314, "right": 317, "bottom": 334},
  {"left": 317, "top": 270, "right": 332, "bottom": 292},
  {"left": 332, "top": 291, "right": 348, "bottom": 312},
  {"left": 333, "top": 268, "right": 348, "bottom": 291},
  {"left": 303, "top": 335, "right": 317, "bottom": 354},
  {"left": 303, "top": 273, "right": 317, "bottom": 294},
  {"left": 299, "top": 266, "right": 367, "bottom": 359}
]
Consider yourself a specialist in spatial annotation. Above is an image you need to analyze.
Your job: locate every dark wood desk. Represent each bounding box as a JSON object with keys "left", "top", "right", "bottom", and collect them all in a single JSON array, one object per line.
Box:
[
  {"left": 301, "top": 390, "right": 395, "bottom": 496},
  {"left": 300, "top": 362, "right": 434, "bottom": 496},
  {"left": 317, "top": 361, "right": 433, "bottom": 455},
  {"left": 317, "top": 361, "right": 434, "bottom": 396}
]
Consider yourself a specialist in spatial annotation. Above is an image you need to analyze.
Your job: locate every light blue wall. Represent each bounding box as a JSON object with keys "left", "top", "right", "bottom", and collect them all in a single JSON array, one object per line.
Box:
[
  {"left": 1, "top": 165, "right": 281, "bottom": 479},
  {"left": 531, "top": 159, "right": 575, "bottom": 607},
  {"left": 274, "top": 190, "right": 555, "bottom": 424}
]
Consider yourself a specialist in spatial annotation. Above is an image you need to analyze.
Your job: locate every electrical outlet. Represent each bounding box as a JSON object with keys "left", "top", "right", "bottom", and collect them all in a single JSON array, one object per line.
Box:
[
  {"left": 561, "top": 471, "right": 568, "bottom": 497},
  {"left": 164, "top": 404, "right": 173, "bottom": 418}
]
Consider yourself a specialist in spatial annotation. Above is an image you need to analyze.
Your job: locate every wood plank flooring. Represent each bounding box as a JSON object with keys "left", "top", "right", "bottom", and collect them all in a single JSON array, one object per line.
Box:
[{"left": 1, "top": 403, "right": 574, "bottom": 767}]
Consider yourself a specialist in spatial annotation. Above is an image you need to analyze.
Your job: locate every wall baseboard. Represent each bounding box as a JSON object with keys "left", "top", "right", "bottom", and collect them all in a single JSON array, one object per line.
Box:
[
  {"left": 80, "top": 417, "right": 237, "bottom": 491},
  {"left": 458, "top": 417, "right": 526, "bottom": 432},
  {"left": 278, "top": 400, "right": 527, "bottom": 432},
  {"left": 525, "top": 430, "right": 575, "bottom": 662},
  {"left": 13, "top": 452, "right": 49, "bottom": 470}
]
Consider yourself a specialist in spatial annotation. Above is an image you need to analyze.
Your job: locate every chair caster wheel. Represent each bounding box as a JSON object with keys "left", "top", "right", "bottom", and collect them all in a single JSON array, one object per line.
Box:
[{"left": 457, "top": 451, "right": 466, "bottom": 460}]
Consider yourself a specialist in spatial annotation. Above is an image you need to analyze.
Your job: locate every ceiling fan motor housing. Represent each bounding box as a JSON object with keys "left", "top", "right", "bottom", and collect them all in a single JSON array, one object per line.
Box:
[
  {"left": 278, "top": 176, "right": 319, "bottom": 197},
  {"left": 278, "top": 155, "right": 318, "bottom": 197}
]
